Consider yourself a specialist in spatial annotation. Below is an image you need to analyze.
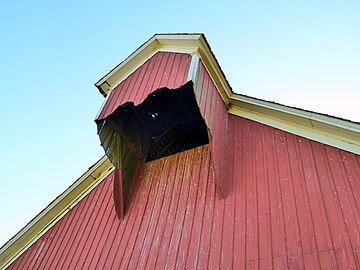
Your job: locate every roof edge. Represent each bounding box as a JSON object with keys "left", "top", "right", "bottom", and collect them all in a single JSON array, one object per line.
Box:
[
  {"left": 95, "top": 33, "right": 359, "bottom": 154},
  {"left": 229, "top": 93, "right": 360, "bottom": 154},
  {"left": 94, "top": 33, "right": 232, "bottom": 105},
  {"left": 0, "top": 156, "right": 114, "bottom": 270}
]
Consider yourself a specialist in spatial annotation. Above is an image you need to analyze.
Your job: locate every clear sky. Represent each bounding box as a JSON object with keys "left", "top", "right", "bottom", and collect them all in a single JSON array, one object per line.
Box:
[{"left": 0, "top": 1, "right": 359, "bottom": 247}]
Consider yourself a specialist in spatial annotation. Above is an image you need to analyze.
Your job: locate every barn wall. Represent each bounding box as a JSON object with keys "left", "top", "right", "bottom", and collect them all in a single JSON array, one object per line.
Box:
[
  {"left": 230, "top": 116, "right": 360, "bottom": 269},
  {"left": 9, "top": 117, "right": 360, "bottom": 269},
  {"left": 97, "top": 51, "right": 191, "bottom": 120},
  {"left": 194, "top": 60, "right": 232, "bottom": 196}
]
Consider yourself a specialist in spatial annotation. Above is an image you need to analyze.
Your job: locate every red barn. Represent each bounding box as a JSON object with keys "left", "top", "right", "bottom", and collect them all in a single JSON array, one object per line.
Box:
[{"left": 1, "top": 34, "right": 359, "bottom": 269}]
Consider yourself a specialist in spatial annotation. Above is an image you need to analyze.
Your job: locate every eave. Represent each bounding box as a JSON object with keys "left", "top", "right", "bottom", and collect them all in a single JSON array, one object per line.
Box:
[
  {"left": 95, "top": 33, "right": 360, "bottom": 155},
  {"left": 95, "top": 33, "right": 232, "bottom": 106},
  {"left": 230, "top": 94, "right": 360, "bottom": 155}
]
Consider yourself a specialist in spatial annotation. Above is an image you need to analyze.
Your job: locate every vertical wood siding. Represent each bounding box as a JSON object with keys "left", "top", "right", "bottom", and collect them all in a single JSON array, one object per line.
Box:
[
  {"left": 96, "top": 51, "right": 191, "bottom": 120},
  {"left": 195, "top": 61, "right": 232, "bottom": 197},
  {"left": 9, "top": 117, "right": 360, "bottom": 269}
]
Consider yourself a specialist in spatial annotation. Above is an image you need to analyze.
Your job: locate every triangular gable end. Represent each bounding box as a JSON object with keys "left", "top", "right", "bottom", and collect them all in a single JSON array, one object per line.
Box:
[
  {"left": 95, "top": 46, "right": 233, "bottom": 217},
  {"left": 1, "top": 33, "right": 359, "bottom": 269}
]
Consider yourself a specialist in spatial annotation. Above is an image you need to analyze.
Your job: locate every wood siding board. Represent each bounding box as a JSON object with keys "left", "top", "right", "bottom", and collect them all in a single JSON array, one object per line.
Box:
[
  {"left": 294, "top": 136, "right": 322, "bottom": 268},
  {"left": 147, "top": 52, "right": 170, "bottom": 93},
  {"left": 185, "top": 146, "right": 211, "bottom": 269},
  {"left": 41, "top": 195, "right": 85, "bottom": 269},
  {"left": 97, "top": 52, "right": 191, "bottom": 121},
  {"left": 153, "top": 151, "right": 188, "bottom": 268},
  {"left": 49, "top": 183, "right": 97, "bottom": 270},
  {"left": 276, "top": 129, "right": 303, "bottom": 268},
  {"left": 299, "top": 138, "right": 329, "bottom": 252},
  {"left": 26, "top": 230, "right": 51, "bottom": 269},
  {"left": 136, "top": 156, "right": 172, "bottom": 269},
  {"left": 9, "top": 116, "right": 360, "bottom": 270},
  {"left": 80, "top": 177, "right": 113, "bottom": 270},
  {"left": 333, "top": 148, "right": 360, "bottom": 252},
  {"left": 243, "top": 118, "right": 257, "bottom": 265},
  {"left": 325, "top": 146, "right": 359, "bottom": 268},
  {"left": 286, "top": 134, "right": 313, "bottom": 255},
  {"left": 13, "top": 228, "right": 50, "bottom": 269},
  {"left": 150, "top": 152, "right": 183, "bottom": 267},
  {"left": 126, "top": 159, "right": 165, "bottom": 269},
  {"left": 21, "top": 228, "right": 53, "bottom": 269},
  {"left": 92, "top": 205, "right": 122, "bottom": 269},
  {"left": 196, "top": 158, "right": 216, "bottom": 269},
  {"left": 174, "top": 53, "right": 191, "bottom": 87},
  {"left": 208, "top": 183, "right": 225, "bottom": 270},
  {"left": 308, "top": 142, "right": 338, "bottom": 251},
  {"left": 100, "top": 61, "right": 134, "bottom": 120},
  {"left": 38, "top": 181, "right": 99, "bottom": 269},
  {"left": 232, "top": 117, "right": 247, "bottom": 270},
  {"left": 117, "top": 162, "right": 158, "bottom": 270},
  {"left": 75, "top": 176, "right": 113, "bottom": 270},
  {"left": 120, "top": 54, "right": 146, "bottom": 108},
  {"left": 63, "top": 176, "right": 109, "bottom": 269},
  {"left": 210, "top": 89, "right": 224, "bottom": 194},
  {"left": 126, "top": 52, "right": 161, "bottom": 106},
  {"left": 28, "top": 224, "right": 60, "bottom": 269},
  {"left": 13, "top": 226, "right": 47, "bottom": 269},
  {"left": 106, "top": 164, "right": 147, "bottom": 269},
  {"left": 256, "top": 122, "right": 269, "bottom": 263},
  {"left": 127, "top": 54, "right": 152, "bottom": 106},
  {"left": 135, "top": 51, "right": 163, "bottom": 104},
  {"left": 311, "top": 142, "right": 347, "bottom": 266},
  {"left": 208, "top": 72, "right": 218, "bottom": 133},
  {"left": 197, "top": 63, "right": 209, "bottom": 118},
  {"left": 260, "top": 123, "right": 275, "bottom": 269},
  {"left": 174, "top": 146, "right": 204, "bottom": 269},
  {"left": 284, "top": 132, "right": 307, "bottom": 269},
  {"left": 164, "top": 149, "right": 195, "bottom": 269},
  {"left": 165, "top": 52, "right": 182, "bottom": 89},
  {"left": 86, "top": 179, "right": 118, "bottom": 270},
  {"left": 144, "top": 154, "right": 180, "bottom": 270},
  {"left": 263, "top": 124, "right": 286, "bottom": 264},
  {"left": 220, "top": 119, "right": 235, "bottom": 270},
  {"left": 160, "top": 52, "right": 176, "bottom": 88},
  {"left": 54, "top": 176, "right": 104, "bottom": 270},
  {"left": 341, "top": 152, "right": 360, "bottom": 219}
]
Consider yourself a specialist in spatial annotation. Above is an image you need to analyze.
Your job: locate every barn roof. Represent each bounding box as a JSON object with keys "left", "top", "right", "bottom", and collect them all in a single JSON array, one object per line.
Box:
[{"left": 1, "top": 33, "right": 359, "bottom": 269}]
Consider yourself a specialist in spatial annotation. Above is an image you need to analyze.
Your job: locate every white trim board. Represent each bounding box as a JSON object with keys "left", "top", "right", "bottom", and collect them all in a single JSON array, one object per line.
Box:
[{"left": 229, "top": 104, "right": 360, "bottom": 155}]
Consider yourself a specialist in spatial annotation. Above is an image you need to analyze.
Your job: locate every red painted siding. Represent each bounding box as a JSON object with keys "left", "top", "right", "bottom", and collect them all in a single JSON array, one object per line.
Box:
[
  {"left": 97, "top": 51, "right": 191, "bottom": 120},
  {"left": 195, "top": 61, "right": 232, "bottom": 197},
  {"left": 9, "top": 117, "right": 360, "bottom": 269}
]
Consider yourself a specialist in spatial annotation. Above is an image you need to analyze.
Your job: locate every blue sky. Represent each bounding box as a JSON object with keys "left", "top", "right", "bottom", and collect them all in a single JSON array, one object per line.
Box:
[{"left": 0, "top": 1, "right": 359, "bottom": 247}]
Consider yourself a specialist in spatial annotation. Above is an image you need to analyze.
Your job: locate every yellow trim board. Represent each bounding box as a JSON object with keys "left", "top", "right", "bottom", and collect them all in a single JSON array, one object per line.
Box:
[{"left": 0, "top": 156, "right": 114, "bottom": 270}]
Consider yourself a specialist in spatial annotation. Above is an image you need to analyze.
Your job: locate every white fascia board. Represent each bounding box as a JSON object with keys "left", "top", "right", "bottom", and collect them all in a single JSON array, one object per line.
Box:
[
  {"left": 94, "top": 34, "right": 233, "bottom": 103},
  {"left": 230, "top": 94, "right": 360, "bottom": 132},
  {"left": 96, "top": 38, "right": 160, "bottom": 96},
  {"left": 95, "top": 34, "right": 205, "bottom": 97}
]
